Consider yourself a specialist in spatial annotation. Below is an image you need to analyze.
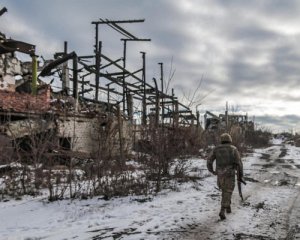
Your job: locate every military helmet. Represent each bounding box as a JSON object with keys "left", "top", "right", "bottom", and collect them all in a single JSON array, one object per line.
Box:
[{"left": 220, "top": 133, "right": 232, "bottom": 143}]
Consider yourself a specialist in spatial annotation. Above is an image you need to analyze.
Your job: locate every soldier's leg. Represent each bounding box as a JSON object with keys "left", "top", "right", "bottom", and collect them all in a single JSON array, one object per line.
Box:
[
  {"left": 226, "top": 205, "right": 232, "bottom": 213},
  {"left": 224, "top": 176, "right": 235, "bottom": 213},
  {"left": 217, "top": 176, "right": 226, "bottom": 219},
  {"left": 219, "top": 189, "right": 233, "bottom": 219},
  {"left": 220, "top": 176, "right": 235, "bottom": 217},
  {"left": 222, "top": 189, "right": 233, "bottom": 208},
  {"left": 219, "top": 190, "right": 226, "bottom": 220}
]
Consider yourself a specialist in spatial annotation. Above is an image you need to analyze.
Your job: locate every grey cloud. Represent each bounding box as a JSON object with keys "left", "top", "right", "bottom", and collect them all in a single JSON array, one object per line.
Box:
[
  {"left": 255, "top": 114, "right": 300, "bottom": 132},
  {"left": 270, "top": 42, "right": 300, "bottom": 82},
  {"left": 214, "top": 0, "right": 300, "bottom": 20},
  {"left": 269, "top": 92, "right": 300, "bottom": 102},
  {"left": 228, "top": 24, "right": 280, "bottom": 42},
  {"left": 2, "top": 0, "right": 300, "bottom": 131}
]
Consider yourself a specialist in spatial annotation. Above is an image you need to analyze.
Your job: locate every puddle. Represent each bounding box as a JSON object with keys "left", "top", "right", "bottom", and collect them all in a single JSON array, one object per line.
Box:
[
  {"left": 279, "top": 148, "right": 288, "bottom": 158},
  {"left": 234, "top": 232, "right": 274, "bottom": 240},
  {"left": 287, "top": 159, "right": 295, "bottom": 164},
  {"left": 244, "top": 177, "right": 259, "bottom": 183},
  {"left": 251, "top": 163, "right": 275, "bottom": 168},
  {"left": 275, "top": 159, "right": 285, "bottom": 163},
  {"left": 281, "top": 164, "right": 293, "bottom": 169},
  {"left": 260, "top": 153, "right": 271, "bottom": 160},
  {"left": 262, "top": 163, "right": 276, "bottom": 168}
]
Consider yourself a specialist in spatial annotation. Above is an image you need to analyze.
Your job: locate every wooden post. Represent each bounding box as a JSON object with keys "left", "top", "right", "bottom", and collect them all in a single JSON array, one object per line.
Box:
[
  {"left": 141, "top": 52, "right": 147, "bottom": 126},
  {"left": 174, "top": 101, "right": 179, "bottom": 128},
  {"left": 127, "top": 93, "right": 133, "bottom": 123},
  {"left": 117, "top": 105, "right": 124, "bottom": 166},
  {"left": 196, "top": 111, "right": 200, "bottom": 129},
  {"left": 159, "top": 63, "right": 164, "bottom": 126}
]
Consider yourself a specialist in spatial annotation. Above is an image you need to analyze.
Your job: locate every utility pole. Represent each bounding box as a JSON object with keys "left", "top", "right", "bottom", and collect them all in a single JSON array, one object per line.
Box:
[
  {"left": 225, "top": 101, "right": 228, "bottom": 131},
  {"left": 172, "top": 88, "right": 175, "bottom": 127},
  {"left": 141, "top": 52, "right": 147, "bottom": 126},
  {"left": 121, "top": 38, "right": 150, "bottom": 115},
  {"left": 122, "top": 39, "right": 127, "bottom": 113},
  {"left": 94, "top": 23, "right": 100, "bottom": 101},
  {"left": 159, "top": 62, "right": 164, "bottom": 126},
  {"left": 196, "top": 103, "right": 201, "bottom": 129},
  {"left": 72, "top": 55, "right": 78, "bottom": 100}
]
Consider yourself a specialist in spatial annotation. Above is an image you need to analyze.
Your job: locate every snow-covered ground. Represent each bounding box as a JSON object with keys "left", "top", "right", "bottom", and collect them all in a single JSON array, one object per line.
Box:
[{"left": 1, "top": 138, "right": 300, "bottom": 240}]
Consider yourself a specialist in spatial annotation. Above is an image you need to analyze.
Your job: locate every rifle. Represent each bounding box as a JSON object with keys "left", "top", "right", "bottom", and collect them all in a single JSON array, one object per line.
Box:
[{"left": 237, "top": 166, "right": 246, "bottom": 201}]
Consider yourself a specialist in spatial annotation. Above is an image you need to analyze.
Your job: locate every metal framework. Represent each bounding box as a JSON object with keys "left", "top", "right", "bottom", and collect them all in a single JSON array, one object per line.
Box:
[{"left": 40, "top": 18, "right": 198, "bottom": 127}]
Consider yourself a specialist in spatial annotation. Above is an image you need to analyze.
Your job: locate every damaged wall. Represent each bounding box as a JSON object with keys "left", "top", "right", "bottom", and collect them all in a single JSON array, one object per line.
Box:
[
  {"left": 57, "top": 116, "right": 98, "bottom": 154},
  {"left": 0, "top": 53, "right": 23, "bottom": 92},
  {"left": 57, "top": 115, "right": 133, "bottom": 157},
  {"left": 0, "top": 85, "right": 51, "bottom": 112}
]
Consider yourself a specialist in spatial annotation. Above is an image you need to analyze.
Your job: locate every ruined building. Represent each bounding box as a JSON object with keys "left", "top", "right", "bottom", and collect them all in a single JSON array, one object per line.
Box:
[
  {"left": 0, "top": 32, "right": 131, "bottom": 160},
  {"left": 204, "top": 110, "right": 254, "bottom": 134},
  {"left": 0, "top": 8, "right": 202, "bottom": 162}
]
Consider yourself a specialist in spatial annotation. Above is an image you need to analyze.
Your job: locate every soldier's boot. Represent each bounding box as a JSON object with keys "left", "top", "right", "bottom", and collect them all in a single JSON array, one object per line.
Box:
[
  {"left": 219, "top": 207, "right": 226, "bottom": 220},
  {"left": 226, "top": 206, "right": 231, "bottom": 214}
]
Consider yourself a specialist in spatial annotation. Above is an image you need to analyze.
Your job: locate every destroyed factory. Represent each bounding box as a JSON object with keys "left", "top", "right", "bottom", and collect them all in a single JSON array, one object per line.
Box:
[{"left": 0, "top": 7, "right": 254, "bottom": 164}]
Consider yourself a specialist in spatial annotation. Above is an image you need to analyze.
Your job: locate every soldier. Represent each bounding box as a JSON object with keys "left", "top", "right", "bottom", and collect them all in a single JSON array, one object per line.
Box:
[{"left": 207, "top": 133, "right": 243, "bottom": 220}]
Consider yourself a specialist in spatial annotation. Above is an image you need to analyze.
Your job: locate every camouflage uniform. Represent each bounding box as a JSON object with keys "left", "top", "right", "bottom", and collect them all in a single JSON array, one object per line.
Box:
[{"left": 207, "top": 133, "right": 243, "bottom": 220}]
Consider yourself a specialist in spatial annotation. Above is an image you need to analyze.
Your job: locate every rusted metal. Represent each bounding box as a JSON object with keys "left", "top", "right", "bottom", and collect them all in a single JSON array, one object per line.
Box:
[
  {"left": 122, "top": 39, "right": 127, "bottom": 114},
  {"left": 0, "top": 7, "right": 7, "bottom": 17},
  {"left": 172, "top": 88, "right": 175, "bottom": 127},
  {"left": 78, "top": 88, "right": 93, "bottom": 95},
  {"left": 40, "top": 51, "right": 77, "bottom": 77},
  {"left": 153, "top": 77, "right": 160, "bottom": 127},
  {"left": 95, "top": 41, "right": 101, "bottom": 101},
  {"left": 126, "top": 93, "right": 133, "bottom": 123},
  {"left": 0, "top": 39, "right": 35, "bottom": 55},
  {"left": 141, "top": 52, "right": 147, "bottom": 125},
  {"left": 62, "top": 41, "right": 70, "bottom": 94},
  {"left": 92, "top": 19, "right": 145, "bottom": 25},
  {"left": 117, "top": 105, "right": 124, "bottom": 165},
  {"left": 100, "top": 58, "right": 122, "bottom": 69},
  {"left": 120, "top": 38, "right": 151, "bottom": 42},
  {"left": 159, "top": 62, "right": 164, "bottom": 126},
  {"left": 73, "top": 55, "right": 78, "bottom": 99},
  {"left": 174, "top": 101, "right": 179, "bottom": 127}
]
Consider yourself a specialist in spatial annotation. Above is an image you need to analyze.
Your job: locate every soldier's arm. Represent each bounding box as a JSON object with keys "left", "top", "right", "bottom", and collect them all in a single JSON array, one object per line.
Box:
[
  {"left": 207, "top": 149, "right": 216, "bottom": 174},
  {"left": 234, "top": 149, "right": 243, "bottom": 177}
]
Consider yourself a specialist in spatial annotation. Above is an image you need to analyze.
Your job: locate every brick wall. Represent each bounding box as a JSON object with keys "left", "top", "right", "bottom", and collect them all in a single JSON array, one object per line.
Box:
[
  {"left": 0, "top": 85, "right": 51, "bottom": 112},
  {"left": 57, "top": 117, "right": 98, "bottom": 154},
  {"left": 57, "top": 115, "right": 133, "bottom": 156}
]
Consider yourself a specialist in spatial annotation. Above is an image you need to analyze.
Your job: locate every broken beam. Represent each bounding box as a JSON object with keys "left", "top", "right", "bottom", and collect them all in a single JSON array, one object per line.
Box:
[{"left": 92, "top": 19, "right": 145, "bottom": 24}]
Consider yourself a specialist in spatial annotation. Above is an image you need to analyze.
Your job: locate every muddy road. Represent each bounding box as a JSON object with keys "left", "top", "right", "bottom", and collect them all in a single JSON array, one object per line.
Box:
[{"left": 176, "top": 139, "right": 300, "bottom": 240}]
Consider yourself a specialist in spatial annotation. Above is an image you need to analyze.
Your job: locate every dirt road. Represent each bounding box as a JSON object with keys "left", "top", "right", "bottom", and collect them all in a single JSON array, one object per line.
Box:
[{"left": 178, "top": 139, "right": 300, "bottom": 240}]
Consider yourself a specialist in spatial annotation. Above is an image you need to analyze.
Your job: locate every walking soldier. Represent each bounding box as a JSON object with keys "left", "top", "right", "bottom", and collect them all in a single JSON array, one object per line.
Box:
[{"left": 207, "top": 133, "right": 243, "bottom": 220}]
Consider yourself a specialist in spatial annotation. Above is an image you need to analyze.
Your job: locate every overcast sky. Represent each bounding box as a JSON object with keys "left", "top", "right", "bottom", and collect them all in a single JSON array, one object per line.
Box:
[{"left": 1, "top": 0, "right": 300, "bottom": 133}]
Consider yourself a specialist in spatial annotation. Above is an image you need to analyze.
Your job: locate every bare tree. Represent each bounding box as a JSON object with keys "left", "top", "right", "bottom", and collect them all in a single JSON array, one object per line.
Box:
[{"left": 180, "top": 74, "right": 214, "bottom": 108}]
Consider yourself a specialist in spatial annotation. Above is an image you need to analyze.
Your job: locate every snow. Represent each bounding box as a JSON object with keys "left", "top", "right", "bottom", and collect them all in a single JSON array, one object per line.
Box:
[{"left": 1, "top": 137, "right": 300, "bottom": 239}]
